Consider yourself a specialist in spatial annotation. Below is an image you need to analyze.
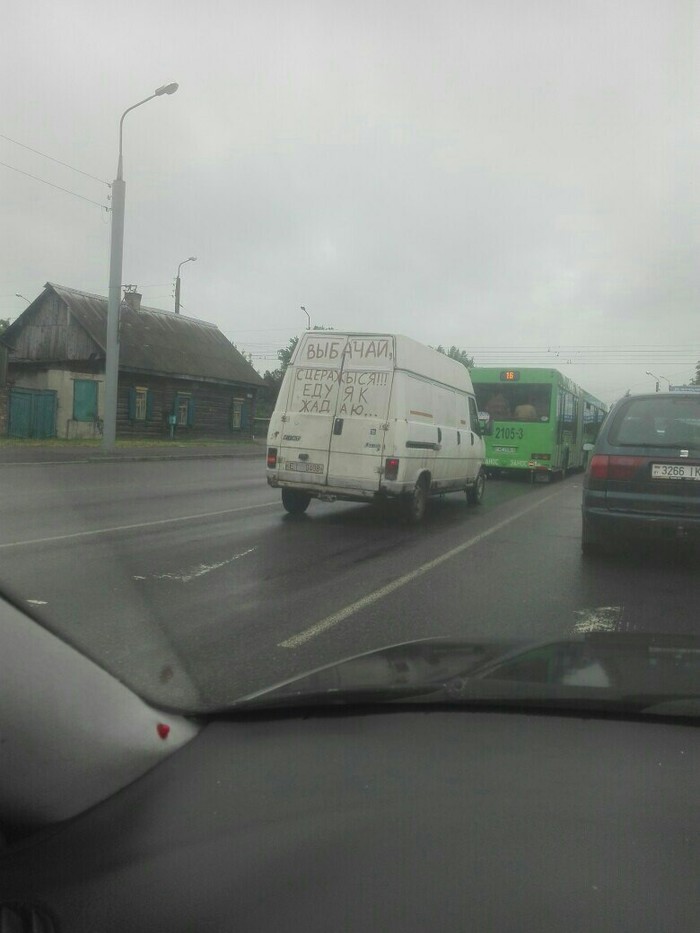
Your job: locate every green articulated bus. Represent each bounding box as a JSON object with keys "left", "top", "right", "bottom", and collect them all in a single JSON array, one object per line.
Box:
[{"left": 470, "top": 368, "right": 607, "bottom": 481}]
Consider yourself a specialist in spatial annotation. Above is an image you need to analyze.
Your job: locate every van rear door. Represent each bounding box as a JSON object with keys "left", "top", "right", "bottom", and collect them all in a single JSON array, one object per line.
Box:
[
  {"left": 275, "top": 337, "right": 346, "bottom": 488},
  {"left": 326, "top": 336, "right": 394, "bottom": 491}
]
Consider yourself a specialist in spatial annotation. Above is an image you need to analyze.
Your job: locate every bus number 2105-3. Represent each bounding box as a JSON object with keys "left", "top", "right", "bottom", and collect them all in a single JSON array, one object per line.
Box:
[{"left": 494, "top": 426, "right": 524, "bottom": 440}]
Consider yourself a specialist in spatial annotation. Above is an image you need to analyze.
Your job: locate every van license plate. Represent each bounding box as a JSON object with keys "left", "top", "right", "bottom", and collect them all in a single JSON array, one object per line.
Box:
[
  {"left": 651, "top": 463, "right": 700, "bottom": 480},
  {"left": 285, "top": 461, "right": 324, "bottom": 473}
]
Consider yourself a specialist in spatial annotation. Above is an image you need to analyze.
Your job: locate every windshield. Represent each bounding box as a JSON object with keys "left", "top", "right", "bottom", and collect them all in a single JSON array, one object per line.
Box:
[{"left": 3, "top": 2, "right": 699, "bottom": 719}]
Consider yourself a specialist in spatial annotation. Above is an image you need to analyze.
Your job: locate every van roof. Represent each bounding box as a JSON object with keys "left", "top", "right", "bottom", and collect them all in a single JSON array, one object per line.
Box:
[{"left": 294, "top": 332, "right": 474, "bottom": 393}]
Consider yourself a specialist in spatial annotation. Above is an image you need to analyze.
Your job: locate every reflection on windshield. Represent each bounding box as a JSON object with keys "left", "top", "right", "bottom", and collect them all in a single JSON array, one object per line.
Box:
[{"left": 237, "top": 635, "right": 700, "bottom": 717}]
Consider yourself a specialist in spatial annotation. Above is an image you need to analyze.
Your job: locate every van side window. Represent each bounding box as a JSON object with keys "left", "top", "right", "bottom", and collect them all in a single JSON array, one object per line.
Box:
[{"left": 468, "top": 397, "right": 479, "bottom": 431}]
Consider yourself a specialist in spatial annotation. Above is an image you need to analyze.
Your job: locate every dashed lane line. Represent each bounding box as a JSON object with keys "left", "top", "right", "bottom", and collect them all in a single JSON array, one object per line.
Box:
[
  {"left": 0, "top": 502, "right": 279, "bottom": 550},
  {"left": 279, "top": 489, "right": 563, "bottom": 649}
]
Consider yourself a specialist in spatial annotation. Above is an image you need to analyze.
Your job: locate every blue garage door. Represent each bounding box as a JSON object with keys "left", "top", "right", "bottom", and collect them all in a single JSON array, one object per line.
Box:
[{"left": 9, "top": 388, "right": 57, "bottom": 439}]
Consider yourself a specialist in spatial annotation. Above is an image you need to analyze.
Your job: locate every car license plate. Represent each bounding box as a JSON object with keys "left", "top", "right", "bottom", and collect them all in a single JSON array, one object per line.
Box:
[
  {"left": 651, "top": 463, "right": 700, "bottom": 480},
  {"left": 284, "top": 461, "right": 324, "bottom": 474}
]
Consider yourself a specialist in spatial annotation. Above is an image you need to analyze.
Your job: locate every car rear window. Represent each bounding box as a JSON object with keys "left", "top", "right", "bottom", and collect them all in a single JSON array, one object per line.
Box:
[{"left": 609, "top": 397, "right": 700, "bottom": 448}]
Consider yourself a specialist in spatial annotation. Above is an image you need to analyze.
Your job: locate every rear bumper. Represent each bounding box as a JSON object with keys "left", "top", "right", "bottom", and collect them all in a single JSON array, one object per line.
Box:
[
  {"left": 582, "top": 504, "right": 700, "bottom": 543},
  {"left": 267, "top": 473, "right": 411, "bottom": 502}
]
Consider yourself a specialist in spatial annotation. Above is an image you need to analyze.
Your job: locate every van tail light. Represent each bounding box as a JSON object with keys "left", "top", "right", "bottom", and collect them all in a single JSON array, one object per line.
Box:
[
  {"left": 384, "top": 458, "right": 400, "bottom": 481},
  {"left": 589, "top": 454, "right": 644, "bottom": 481},
  {"left": 267, "top": 447, "right": 278, "bottom": 469}
]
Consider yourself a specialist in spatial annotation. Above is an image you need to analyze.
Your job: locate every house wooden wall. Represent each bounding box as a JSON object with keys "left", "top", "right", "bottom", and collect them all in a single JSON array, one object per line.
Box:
[
  {"left": 10, "top": 293, "right": 98, "bottom": 361},
  {"left": 0, "top": 386, "right": 8, "bottom": 435},
  {"left": 117, "top": 375, "right": 257, "bottom": 439}
]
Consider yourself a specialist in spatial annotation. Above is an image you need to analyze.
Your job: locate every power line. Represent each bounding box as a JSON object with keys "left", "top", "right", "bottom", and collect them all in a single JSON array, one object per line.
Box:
[
  {"left": 0, "top": 133, "right": 110, "bottom": 186},
  {"left": 0, "top": 160, "right": 109, "bottom": 209}
]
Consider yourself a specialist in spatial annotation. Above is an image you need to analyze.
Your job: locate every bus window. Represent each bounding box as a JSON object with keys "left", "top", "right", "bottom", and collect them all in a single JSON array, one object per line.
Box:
[{"left": 473, "top": 384, "right": 552, "bottom": 423}]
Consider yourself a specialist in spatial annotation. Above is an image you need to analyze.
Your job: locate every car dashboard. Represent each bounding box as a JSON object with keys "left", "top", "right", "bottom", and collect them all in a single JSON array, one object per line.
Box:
[{"left": 2, "top": 704, "right": 699, "bottom": 932}]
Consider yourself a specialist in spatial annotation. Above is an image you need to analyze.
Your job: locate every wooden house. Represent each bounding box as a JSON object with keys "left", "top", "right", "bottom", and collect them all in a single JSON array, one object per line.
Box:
[{"left": 3, "top": 283, "right": 264, "bottom": 440}]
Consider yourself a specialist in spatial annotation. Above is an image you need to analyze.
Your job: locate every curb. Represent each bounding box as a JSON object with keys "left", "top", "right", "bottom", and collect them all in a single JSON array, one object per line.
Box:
[{"left": 0, "top": 448, "right": 266, "bottom": 466}]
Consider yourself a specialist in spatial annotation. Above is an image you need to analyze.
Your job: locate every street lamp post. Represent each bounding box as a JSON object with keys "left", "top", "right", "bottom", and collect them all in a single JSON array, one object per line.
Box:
[
  {"left": 175, "top": 256, "right": 196, "bottom": 314},
  {"left": 646, "top": 371, "right": 670, "bottom": 393},
  {"left": 102, "top": 82, "right": 178, "bottom": 451}
]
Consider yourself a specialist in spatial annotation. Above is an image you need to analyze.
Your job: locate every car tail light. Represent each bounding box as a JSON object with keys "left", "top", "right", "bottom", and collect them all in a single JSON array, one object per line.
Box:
[
  {"left": 588, "top": 454, "right": 609, "bottom": 479},
  {"left": 588, "top": 454, "right": 644, "bottom": 481},
  {"left": 608, "top": 456, "right": 644, "bottom": 480},
  {"left": 267, "top": 447, "right": 278, "bottom": 469},
  {"left": 384, "top": 457, "right": 399, "bottom": 481}
]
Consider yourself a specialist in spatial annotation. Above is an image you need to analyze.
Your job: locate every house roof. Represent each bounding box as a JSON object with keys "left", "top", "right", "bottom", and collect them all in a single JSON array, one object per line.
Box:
[{"left": 10, "top": 283, "right": 264, "bottom": 387}]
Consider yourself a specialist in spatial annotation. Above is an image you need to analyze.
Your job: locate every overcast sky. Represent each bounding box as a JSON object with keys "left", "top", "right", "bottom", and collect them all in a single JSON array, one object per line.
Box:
[{"left": 2, "top": 0, "right": 698, "bottom": 403}]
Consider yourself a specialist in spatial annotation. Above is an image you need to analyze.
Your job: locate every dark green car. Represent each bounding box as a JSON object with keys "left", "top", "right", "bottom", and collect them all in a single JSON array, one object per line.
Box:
[{"left": 582, "top": 392, "right": 700, "bottom": 554}]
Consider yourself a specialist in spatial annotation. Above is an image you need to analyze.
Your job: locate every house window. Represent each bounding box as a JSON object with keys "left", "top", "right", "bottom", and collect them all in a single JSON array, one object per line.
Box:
[
  {"left": 135, "top": 388, "right": 147, "bottom": 420},
  {"left": 128, "top": 387, "right": 153, "bottom": 421},
  {"left": 73, "top": 379, "right": 98, "bottom": 421},
  {"left": 232, "top": 399, "right": 244, "bottom": 430},
  {"left": 175, "top": 393, "right": 194, "bottom": 426}
]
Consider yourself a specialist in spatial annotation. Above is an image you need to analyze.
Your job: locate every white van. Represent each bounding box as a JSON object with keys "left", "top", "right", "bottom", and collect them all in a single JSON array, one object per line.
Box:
[
  {"left": 267, "top": 331, "right": 485, "bottom": 522},
  {"left": 266, "top": 332, "right": 486, "bottom": 521}
]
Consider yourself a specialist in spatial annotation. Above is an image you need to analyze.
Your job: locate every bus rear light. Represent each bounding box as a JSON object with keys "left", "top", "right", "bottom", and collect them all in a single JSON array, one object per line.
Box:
[
  {"left": 267, "top": 447, "right": 278, "bottom": 469},
  {"left": 384, "top": 458, "right": 400, "bottom": 481}
]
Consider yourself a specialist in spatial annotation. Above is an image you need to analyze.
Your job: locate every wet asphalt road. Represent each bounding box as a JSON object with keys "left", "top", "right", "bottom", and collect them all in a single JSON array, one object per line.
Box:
[{"left": 0, "top": 457, "right": 697, "bottom": 709}]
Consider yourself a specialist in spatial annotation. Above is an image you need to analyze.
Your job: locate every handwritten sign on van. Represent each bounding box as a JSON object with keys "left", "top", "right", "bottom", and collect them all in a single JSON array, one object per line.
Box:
[
  {"left": 289, "top": 367, "right": 391, "bottom": 417},
  {"left": 297, "top": 337, "right": 393, "bottom": 367}
]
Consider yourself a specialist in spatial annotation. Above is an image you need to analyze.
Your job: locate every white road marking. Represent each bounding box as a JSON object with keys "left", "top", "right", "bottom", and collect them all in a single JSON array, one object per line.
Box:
[
  {"left": 279, "top": 490, "right": 562, "bottom": 649},
  {"left": 26, "top": 599, "right": 48, "bottom": 605},
  {"left": 147, "top": 547, "right": 256, "bottom": 583},
  {"left": 572, "top": 606, "right": 623, "bottom": 634},
  {"left": 0, "top": 502, "right": 279, "bottom": 550}
]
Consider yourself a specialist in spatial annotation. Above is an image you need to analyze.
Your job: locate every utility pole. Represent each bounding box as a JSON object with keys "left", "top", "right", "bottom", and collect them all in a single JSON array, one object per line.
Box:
[
  {"left": 103, "top": 82, "right": 178, "bottom": 451},
  {"left": 175, "top": 256, "right": 196, "bottom": 314}
]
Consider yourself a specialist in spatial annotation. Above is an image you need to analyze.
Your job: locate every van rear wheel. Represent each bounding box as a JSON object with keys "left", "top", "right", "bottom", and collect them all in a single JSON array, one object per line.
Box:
[
  {"left": 403, "top": 477, "right": 428, "bottom": 524},
  {"left": 281, "top": 488, "right": 311, "bottom": 515},
  {"left": 467, "top": 470, "right": 485, "bottom": 505}
]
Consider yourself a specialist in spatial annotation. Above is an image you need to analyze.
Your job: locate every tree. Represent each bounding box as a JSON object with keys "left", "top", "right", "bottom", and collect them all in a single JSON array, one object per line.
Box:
[
  {"left": 434, "top": 345, "right": 474, "bottom": 370},
  {"left": 692, "top": 362, "right": 700, "bottom": 386},
  {"left": 0, "top": 318, "right": 11, "bottom": 336},
  {"left": 232, "top": 343, "right": 254, "bottom": 365},
  {"left": 277, "top": 335, "right": 299, "bottom": 374}
]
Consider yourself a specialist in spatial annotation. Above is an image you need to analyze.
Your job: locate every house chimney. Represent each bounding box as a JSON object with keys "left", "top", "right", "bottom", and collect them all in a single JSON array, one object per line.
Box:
[{"left": 122, "top": 288, "right": 142, "bottom": 312}]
